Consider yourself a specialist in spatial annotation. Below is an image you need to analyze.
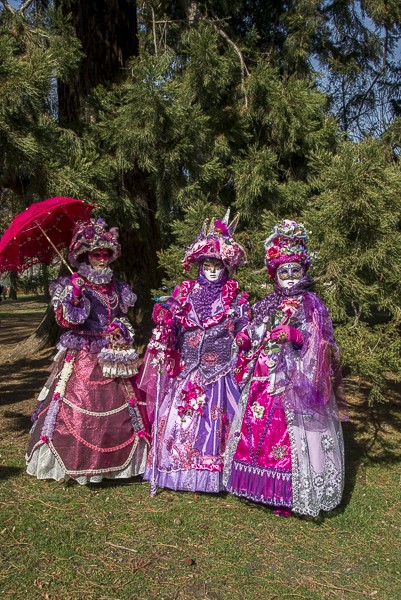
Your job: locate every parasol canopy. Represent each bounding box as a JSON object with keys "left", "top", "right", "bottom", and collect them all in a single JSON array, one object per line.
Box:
[{"left": 0, "top": 197, "right": 97, "bottom": 274}]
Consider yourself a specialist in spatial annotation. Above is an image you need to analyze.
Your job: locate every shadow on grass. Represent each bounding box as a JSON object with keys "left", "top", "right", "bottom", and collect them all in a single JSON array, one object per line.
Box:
[
  {"left": 2, "top": 409, "right": 33, "bottom": 433},
  {"left": 0, "top": 465, "right": 23, "bottom": 481},
  {"left": 86, "top": 475, "right": 145, "bottom": 489},
  {"left": 0, "top": 355, "right": 51, "bottom": 411},
  {"left": 0, "top": 316, "right": 44, "bottom": 345}
]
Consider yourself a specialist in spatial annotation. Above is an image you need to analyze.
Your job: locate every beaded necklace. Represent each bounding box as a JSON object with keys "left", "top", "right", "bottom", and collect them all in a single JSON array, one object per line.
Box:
[{"left": 84, "top": 280, "right": 119, "bottom": 322}]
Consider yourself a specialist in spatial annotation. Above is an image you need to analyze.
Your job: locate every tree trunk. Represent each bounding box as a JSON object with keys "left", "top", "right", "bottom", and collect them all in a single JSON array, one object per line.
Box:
[
  {"left": 57, "top": 0, "right": 138, "bottom": 124},
  {"left": 21, "top": 0, "right": 160, "bottom": 356},
  {"left": 41, "top": 264, "right": 50, "bottom": 302},
  {"left": 113, "top": 169, "right": 162, "bottom": 349},
  {"left": 9, "top": 271, "right": 18, "bottom": 300}
]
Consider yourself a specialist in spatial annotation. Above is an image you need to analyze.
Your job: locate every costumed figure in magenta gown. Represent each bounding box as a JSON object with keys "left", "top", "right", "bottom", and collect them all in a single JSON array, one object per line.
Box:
[
  {"left": 223, "top": 220, "right": 345, "bottom": 517},
  {"left": 26, "top": 218, "right": 149, "bottom": 484},
  {"left": 137, "top": 211, "right": 250, "bottom": 493}
]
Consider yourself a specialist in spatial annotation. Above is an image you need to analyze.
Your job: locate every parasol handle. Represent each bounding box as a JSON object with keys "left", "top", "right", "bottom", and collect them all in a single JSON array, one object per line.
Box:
[{"left": 36, "top": 222, "right": 73, "bottom": 274}]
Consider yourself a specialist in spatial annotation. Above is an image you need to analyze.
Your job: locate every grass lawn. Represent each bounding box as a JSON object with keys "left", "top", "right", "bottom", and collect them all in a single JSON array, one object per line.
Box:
[{"left": 0, "top": 300, "right": 400, "bottom": 599}]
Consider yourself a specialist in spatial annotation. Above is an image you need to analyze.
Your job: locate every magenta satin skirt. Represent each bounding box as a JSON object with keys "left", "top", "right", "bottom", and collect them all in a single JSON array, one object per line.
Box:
[{"left": 226, "top": 353, "right": 293, "bottom": 507}]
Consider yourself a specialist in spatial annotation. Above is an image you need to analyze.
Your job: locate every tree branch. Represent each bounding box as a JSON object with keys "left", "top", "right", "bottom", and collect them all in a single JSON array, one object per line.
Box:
[
  {"left": 19, "top": 0, "right": 36, "bottom": 13},
  {"left": 0, "top": 0, "right": 16, "bottom": 13},
  {"left": 209, "top": 20, "right": 250, "bottom": 109},
  {"left": 151, "top": 6, "right": 158, "bottom": 56}
]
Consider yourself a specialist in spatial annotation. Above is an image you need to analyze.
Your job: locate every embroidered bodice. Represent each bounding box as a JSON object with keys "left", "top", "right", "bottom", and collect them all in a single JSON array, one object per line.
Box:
[
  {"left": 169, "top": 279, "right": 249, "bottom": 384},
  {"left": 51, "top": 271, "right": 137, "bottom": 353}
]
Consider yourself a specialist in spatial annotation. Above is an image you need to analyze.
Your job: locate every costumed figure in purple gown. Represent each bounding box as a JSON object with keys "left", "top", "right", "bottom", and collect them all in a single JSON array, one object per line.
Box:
[
  {"left": 137, "top": 211, "right": 250, "bottom": 493},
  {"left": 223, "top": 220, "right": 346, "bottom": 517},
  {"left": 26, "top": 218, "right": 149, "bottom": 484}
]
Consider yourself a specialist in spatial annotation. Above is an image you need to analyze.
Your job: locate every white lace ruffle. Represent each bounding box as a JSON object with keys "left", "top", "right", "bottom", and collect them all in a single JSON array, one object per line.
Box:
[{"left": 26, "top": 441, "right": 148, "bottom": 485}]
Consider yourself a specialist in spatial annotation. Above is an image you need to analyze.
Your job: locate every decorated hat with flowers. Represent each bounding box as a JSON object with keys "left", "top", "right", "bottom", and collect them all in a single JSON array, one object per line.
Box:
[
  {"left": 68, "top": 218, "right": 121, "bottom": 267},
  {"left": 183, "top": 209, "right": 247, "bottom": 272},
  {"left": 264, "top": 219, "right": 311, "bottom": 278}
]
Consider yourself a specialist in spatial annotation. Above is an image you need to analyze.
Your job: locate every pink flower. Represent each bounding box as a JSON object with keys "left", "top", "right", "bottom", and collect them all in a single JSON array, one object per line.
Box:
[
  {"left": 220, "top": 243, "right": 238, "bottom": 259},
  {"left": 152, "top": 303, "right": 174, "bottom": 325},
  {"left": 65, "top": 354, "right": 73, "bottom": 362},
  {"left": 127, "top": 396, "right": 136, "bottom": 406},
  {"left": 40, "top": 435, "right": 48, "bottom": 444},
  {"left": 238, "top": 292, "right": 249, "bottom": 305},
  {"left": 53, "top": 392, "right": 60, "bottom": 400},
  {"left": 214, "top": 220, "right": 229, "bottom": 236},
  {"left": 278, "top": 297, "right": 301, "bottom": 318},
  {"left": 266, "top": 246, "right": 281, "bottom": 259}
]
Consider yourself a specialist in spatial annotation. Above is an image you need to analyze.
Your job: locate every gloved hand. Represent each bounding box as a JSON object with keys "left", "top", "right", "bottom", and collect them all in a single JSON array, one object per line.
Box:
[
  {"left": 270, "top": 324, "right": 303, "bottom": 347},
  {"left": 235, "top": 330, "right": 251, "bottom": 352},
  {"left": 71, "top": 273, "right": 85, "bottom": 298},
  {"left": 107, "top": 322, "right": 124, "bottom": 345}
]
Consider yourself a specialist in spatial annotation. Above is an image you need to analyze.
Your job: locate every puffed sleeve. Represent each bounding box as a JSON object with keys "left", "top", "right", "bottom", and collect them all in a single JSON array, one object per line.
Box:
[
  {"left": 50, "top": 276, "right": 90, "bottom": 328},
  {"left": 115, "top": 280, "right": 137, "bottom": 314}
]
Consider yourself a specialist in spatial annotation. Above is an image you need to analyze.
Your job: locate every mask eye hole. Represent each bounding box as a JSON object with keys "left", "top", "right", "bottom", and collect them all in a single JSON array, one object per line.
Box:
[
  {"left": 203, "top": 260, "right": 222, "bottom": 271},
  {"left": 278, "top": 268, "right": 289, "bottom": 279}
]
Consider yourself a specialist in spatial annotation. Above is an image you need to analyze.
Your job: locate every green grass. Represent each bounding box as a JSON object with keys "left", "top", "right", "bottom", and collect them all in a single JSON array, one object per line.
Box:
[
  {"left": 0, "top": 303, "right": 400, "bottom": 599},
  {"left": 1, "top": 412, "right": 400, "bottom": 599},
  {"left": 0, "top": 296, "right": 47, "bottom": 318}
]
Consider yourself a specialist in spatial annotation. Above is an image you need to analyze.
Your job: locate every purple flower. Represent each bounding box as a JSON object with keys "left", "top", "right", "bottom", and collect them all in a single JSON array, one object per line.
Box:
[{"left": 84, "top": 225, "right": 95, "bottom": 239}]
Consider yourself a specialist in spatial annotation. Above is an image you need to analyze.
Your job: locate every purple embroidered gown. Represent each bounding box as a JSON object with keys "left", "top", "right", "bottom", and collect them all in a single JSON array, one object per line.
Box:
[
  {"left": 139, "top": 274, "right": 250, "bottom": 493},
  {"left": 26, "top": 264, "right": 149, "bottom": 484},
  {"left": 224, "top": 279, "right": 345, "bottom": 517}
]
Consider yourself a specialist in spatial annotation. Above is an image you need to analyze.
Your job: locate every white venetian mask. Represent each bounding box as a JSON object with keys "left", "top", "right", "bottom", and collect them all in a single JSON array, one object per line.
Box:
[
  {"left": 276, "top": 262, "right": 304, "bottom": 289},
  {"left": 88, "top": 248, "right": 111, "bottom": 270},
  {"left": 202, "top": 258, "right": 224, "bottom": 282}
]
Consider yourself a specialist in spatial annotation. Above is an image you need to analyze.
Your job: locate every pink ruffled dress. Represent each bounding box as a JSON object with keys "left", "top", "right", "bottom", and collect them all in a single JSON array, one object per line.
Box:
[{"left": 26, "top": 264, "right": 149, "bottom": 484}]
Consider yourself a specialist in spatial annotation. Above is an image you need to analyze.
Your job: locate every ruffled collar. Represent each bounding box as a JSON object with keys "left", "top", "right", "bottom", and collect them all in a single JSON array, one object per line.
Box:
[
  {"left": 196, "top": 265, "right": 229, "bottom": 287},
  {"left": 175, "top": 278, "right": 239, "bottom": 329},
  {"left": 274, "top": 272, "right": 314, "bottom": 298},
  {"left": 78, "top": 263, "right": 114, "bottom": 284}
]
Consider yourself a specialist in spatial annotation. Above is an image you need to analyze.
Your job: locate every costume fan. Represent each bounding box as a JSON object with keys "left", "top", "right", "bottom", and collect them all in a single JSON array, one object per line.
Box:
[
  {"left": 26, "top": 218, "right": 149, "bottom": 484},
  {"left": 137, "top": 210, "right": 251, "bottom": 494},
  {"left": 223, "top": 220, "right": 346, "bottom": 517}
]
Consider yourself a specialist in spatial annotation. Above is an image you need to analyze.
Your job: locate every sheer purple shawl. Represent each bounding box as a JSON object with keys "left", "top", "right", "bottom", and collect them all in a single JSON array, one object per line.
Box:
[{"left": 253, "top": 276, "right": 346, "bottom": 418}]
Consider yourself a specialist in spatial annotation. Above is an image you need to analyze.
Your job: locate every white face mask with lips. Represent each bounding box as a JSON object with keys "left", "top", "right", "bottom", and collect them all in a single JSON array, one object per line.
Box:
[
  {"left": 276, "top": 262, "right": 304, "bottom": 289},
  {"left": 202, "top": 258, "right": 224, "bottom": 282},
  {"left": 88, "top": 248, "right": 111, "bottom": 271}
]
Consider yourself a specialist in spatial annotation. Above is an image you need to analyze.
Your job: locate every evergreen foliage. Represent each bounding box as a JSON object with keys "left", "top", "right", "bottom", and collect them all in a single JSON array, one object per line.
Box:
[{"left": 0, "top": 0, "right": 400, "bottom": 400}]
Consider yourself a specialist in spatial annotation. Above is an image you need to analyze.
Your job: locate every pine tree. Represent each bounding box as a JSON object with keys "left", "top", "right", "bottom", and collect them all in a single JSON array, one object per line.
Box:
[
  {"left": 306, "top": 138, "right": 401, "bottom": 402},
  {"left": 1, "top": 0, "right": 401, "bottom": 402}
]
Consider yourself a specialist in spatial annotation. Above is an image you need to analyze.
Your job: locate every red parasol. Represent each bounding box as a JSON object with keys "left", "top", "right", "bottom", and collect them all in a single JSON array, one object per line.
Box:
[{"left": 0, "top": 197, "right": 97, "bottom": 274}]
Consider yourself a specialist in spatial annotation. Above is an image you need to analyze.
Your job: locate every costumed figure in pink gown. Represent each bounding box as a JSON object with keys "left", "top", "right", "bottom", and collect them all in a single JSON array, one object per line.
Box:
[
  {"left": 223, "top": 220, "right": 345, "bottom": 517},
  {"left": 137, "top": 211, "right": 250, "bottom": 493},
  {"left": 26, "top": 218, "right": 149, "bottom": 484}
]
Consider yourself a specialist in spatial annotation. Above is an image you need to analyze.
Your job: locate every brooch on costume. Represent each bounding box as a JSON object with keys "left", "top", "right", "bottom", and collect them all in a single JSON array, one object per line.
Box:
[
  {"left": 251, "top": 401, "right": 265, "bottom": 420},
  {"left": 271, "top": 444, "right": 289, "bottom": 460}
]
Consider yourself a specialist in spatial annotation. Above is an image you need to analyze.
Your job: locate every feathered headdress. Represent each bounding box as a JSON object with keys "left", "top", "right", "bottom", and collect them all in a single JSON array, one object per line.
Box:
[
  {"left": 264, "top": 219, "right": 311, "bottom": 278},
  {"left": 183, "top": 209, "right": 247, "bottom": 272},
  {"left": 68, "top": 218, "right": 121, "bottom": 267}
]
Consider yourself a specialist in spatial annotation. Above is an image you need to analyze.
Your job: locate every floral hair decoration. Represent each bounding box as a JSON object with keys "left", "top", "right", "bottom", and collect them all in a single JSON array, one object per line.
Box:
[
  {"left": 68, "top": 218, "right": 121, "bottom": 267},
  {"left": 182, "top": 209, "right": 247, "bottom": 273},
  {"left": 264, "top": 219, "right": 311, "bottom": 279}
]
